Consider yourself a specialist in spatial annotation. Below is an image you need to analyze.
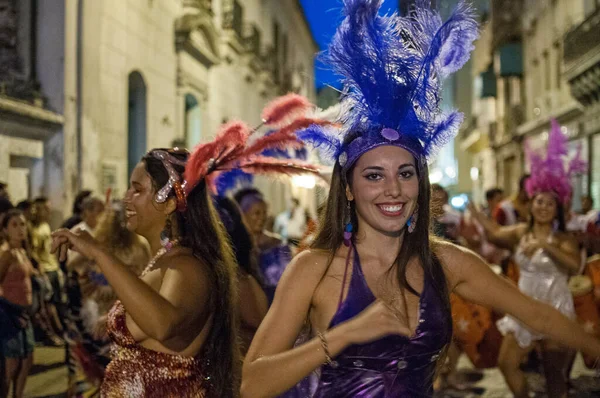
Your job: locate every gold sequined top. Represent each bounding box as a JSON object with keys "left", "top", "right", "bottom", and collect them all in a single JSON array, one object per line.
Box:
[{"left": 101, "top": 300, "right": 208, "bottom": 397}]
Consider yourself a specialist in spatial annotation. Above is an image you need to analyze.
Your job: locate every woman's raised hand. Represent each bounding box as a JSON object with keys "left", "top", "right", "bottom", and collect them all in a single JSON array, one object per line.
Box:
[{"left": 51, "top": 228, "right": 101, "bottom": 262}]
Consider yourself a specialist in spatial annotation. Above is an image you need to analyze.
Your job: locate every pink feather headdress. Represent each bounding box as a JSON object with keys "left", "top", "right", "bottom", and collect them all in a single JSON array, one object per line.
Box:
[
  {"left": 524, "top": 119, "right": 587, "bottom": 205},
  {"left": 183, "top": 94, "right": 329, "bottom": 195}
]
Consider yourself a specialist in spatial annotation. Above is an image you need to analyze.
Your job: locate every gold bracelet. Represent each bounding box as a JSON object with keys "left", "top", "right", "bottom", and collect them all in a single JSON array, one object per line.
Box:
[{"left": 318, "top": 331, "right": 338, "bottom": 368}]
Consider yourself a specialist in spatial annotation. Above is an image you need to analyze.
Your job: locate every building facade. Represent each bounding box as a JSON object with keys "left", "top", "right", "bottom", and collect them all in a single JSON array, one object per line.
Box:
[
  {"left": 516, "top": 0, "right": 590, "bottom": 210},
  {"left": 563, "top": 0, "right": 600, "bottom": 208},
  {"left": 0, "top": 0, "right": 318, "bottom": 223},
  {"left": 460, "top": 0, "right": 597, "bottom": 208}
]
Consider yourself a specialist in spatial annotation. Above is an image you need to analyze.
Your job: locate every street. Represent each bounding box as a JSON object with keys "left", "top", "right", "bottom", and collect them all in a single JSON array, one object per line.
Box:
[{"left": 23, "top": 345, "right": 600, "bottom": 398}]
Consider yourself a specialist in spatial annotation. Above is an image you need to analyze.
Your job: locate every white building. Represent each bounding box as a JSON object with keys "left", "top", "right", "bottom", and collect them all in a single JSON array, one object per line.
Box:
[
  {"left": 0, "top": 0, "right": 318, "bottom": 225},
  {"left": 517, "top": 0, "right": 590, "bottom": 210}
]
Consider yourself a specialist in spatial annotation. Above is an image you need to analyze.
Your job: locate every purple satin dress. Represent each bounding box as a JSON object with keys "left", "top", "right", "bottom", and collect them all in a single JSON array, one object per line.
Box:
[
  {"left": 313, "top": 249, "right": 451, "bottom": 397},
  {"left": 259, "top": 244, "right": 292, "bottom": 303}
]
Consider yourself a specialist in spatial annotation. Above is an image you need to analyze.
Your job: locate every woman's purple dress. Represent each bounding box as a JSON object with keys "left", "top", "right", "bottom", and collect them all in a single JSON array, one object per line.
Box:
[{"left": 313, "top": 249, "right": 452, "bottom": 397}]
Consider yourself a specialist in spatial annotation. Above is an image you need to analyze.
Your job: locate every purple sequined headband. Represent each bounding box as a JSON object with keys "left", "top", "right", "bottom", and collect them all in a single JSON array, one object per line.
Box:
[{"left": 338, "top": 128, "right": 424, "bottom": 173}]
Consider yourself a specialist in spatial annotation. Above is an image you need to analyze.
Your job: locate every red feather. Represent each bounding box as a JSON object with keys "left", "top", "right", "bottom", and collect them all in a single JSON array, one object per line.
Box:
[
  {"left": 276, "top": 118, "right": 334, "bottom": 135},
  {"left": 261, "top": 93, "right": 312, "bottom": 128},
  {"left": 237, "top": 157, "right": 320, "bottom": 176},
  {"left": 184, "top": 121, "right": 250, "bottom": 194},
  {"left": 242, "top": 118, "right": 334, "bottom": 158},
  {"left": 184, "top": 101, "right": 325, "bottom": 195},
  {"left": 242, "top": 130, "right": 302, "bottom": 158}
]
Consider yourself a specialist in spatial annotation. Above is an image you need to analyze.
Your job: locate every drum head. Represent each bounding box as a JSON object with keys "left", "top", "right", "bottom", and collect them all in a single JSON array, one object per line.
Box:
[{"left": 569, "top": 275, "right": 593, "bottom": 296}]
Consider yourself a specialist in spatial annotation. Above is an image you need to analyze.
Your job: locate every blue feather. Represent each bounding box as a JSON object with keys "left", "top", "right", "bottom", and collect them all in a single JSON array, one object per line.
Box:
[
  {"left": 215, "top": 169, "right": 254, "bottom": 197},
  {"left": 423, "top": 111, "right": 463, "bottom": 160},
  {"left": 296, "top": 125, "right": 343, "bottom": 165},
  {"left": 319, "top": 0, "right": 478, "bottom": 161}
]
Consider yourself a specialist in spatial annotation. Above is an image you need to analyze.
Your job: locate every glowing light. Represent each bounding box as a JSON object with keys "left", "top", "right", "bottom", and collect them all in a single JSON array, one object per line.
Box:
[
  {"left": 470, "top": 167, "right": 479, "bottom": 181},
  {"left": 429, "top": 169, "right": 443, "bottom": 184},
  {"left": 291, "top": 175, "right": 316, "bottom": 189},
  {"left": 445, "top": 166, "right": 457, "bottom": 179},
  {"left": 451, "top": 196, "right": 466, "bottom": 208}
]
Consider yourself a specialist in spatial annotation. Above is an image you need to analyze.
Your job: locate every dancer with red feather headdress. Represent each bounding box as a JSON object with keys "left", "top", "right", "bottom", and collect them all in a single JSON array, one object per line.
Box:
[{"left": 49, "top": 93, "right": 326, "bottom": 398}]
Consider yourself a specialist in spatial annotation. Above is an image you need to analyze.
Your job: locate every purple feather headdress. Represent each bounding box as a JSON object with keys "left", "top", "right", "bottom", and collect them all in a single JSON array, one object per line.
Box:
[
  {"left": 297, "top": 0, "right": 478, "bottom": 171},
  {"left": 524, "top": 119, "right": 587, "bottom": 205}
]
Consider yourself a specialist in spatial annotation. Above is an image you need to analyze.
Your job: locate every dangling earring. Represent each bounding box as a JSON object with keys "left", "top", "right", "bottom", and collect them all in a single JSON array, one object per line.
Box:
[
  {"left": 407, "top": 207, "right": 418, "bottom": 234},
  {"left": 161, "top": 217, "right": 173, "bottom": 248},
  {"left": 343, "top": 201, "right": 353, "bottom": 247}
]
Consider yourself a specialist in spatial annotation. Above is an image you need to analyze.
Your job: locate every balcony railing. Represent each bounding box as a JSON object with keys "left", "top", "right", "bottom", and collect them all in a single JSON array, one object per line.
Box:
[{"left": 564, "top": 7, "right": 600, "bottom": 65}]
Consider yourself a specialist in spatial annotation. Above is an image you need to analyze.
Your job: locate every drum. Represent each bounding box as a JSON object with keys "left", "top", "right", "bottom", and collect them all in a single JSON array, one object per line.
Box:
[
  {"left": 569, "top": 275, "right": 600, "bottom": 369},
  {"left": 450, "top": 293, "right": 502, "bottom": 368},
  {"left": 505, "top": 257, "right": 520, "bottom": 284},
  {"left": 585, "top": 255, "right": 600, "bottom": 305}
]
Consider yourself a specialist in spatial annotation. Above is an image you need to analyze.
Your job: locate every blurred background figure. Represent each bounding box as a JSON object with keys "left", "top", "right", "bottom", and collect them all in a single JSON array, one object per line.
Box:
[
  {"left": 485, "top": 188, "right": 505, "bottom": 218},
  {"left": 1, "top": 210, "right": 37, "bottom": 398},
  {"left": 235, "top": 188, "right": 292, "bottom": 303},
  {"left": 30, "top": 197, "right": 65, "bottom": 344},
  {"left": 431, "top": 184, "right": 462, "bottom": 243},
  {"left": 494, "top": 175, "right": 531, "bottom": 226},
  {"left": 64, "top": 201, "right": 149, "bottom": 395},
  {"left": 273, "top": 198, "right": 308, "bottom": 247},
  {"left": 214, "top": 196, "right": 268, "bottom": 356},
  {"left": 0, "top": 183, "right": 10, "bottom": 202},
  {"left": 580, "top": 195, "right": 595, "bottom": 217},
  {"left": 61, "top": 191, "right": 93, "bottom": 231},
  {"left": 73, "top": 197, "right": 105, "bottom": 234},
  {"left": 15, "top": 201, "right": 33, "bottom": 223}
]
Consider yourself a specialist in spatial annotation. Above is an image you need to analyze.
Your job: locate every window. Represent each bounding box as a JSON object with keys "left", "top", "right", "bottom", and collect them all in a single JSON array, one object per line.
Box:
[
  {"left": 568, "top": 138, "right": 589, "bottom": 211},
  {"left": 543, "top": 50, "right": 551, "bottom": 92},
  {"left": 127, "top": 71, "right": 147, "bottom": 178},
  {"left": 184, "top": 94, "right": 202, "bottom": 148}
]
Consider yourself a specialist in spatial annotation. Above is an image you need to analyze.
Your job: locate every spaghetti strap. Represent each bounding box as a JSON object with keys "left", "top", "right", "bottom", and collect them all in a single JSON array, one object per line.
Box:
[{"left": 336, "top": 244, "right": 354, "bottom": 311}]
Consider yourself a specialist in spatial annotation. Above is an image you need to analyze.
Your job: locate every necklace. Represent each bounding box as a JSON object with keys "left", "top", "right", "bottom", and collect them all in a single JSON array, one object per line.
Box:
[{"left": 141, "top": 239, "right": 180, "bottom": 277}]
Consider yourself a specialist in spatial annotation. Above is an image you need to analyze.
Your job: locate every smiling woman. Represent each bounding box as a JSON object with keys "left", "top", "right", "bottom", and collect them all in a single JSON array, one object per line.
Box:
[
  {"left": 349, "top": 146, "right": 419, "bottom": 235},
  {"left": 51, "top": 92, "right": 323, "bottom": 398},
  {"left": 241, "top": 1, "right": 600, "bottom": 398},
  {"left": 53, "top": 147, "right": 241, "bottom": 398}
]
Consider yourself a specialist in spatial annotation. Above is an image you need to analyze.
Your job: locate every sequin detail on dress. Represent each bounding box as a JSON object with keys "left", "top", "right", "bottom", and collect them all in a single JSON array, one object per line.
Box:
[
  {"left": 312, "top": 249, "right": 452, "bottom": 398},
  {"left": 101, "top": 301, "right": 208, "bottom": 397}
]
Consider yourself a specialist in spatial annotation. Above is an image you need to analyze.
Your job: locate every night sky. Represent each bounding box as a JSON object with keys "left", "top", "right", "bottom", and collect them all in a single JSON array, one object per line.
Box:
[{"left": 299, "top": 0, "right": 399, "bottom": 90}]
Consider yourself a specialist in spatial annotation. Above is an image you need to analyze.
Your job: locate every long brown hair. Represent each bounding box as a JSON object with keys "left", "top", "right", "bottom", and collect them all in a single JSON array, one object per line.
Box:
[
  {"left": 143, "top": 150, "right": 241, "bottom": 398},
  {"left": 312, "top": 151, "right": 451, "bottom": 322}
]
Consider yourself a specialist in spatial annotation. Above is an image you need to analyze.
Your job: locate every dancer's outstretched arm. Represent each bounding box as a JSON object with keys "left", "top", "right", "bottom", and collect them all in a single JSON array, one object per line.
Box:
[{"left": 439, "top": 241, "right": 600, "bottom": 358}]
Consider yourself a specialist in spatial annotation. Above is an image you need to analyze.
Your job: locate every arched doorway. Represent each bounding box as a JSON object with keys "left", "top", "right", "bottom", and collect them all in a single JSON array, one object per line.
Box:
[
  {"left": 128, "top": 71, "right": 147, "bottom": 178},
  {"left": 185, "top": 93, "right": 202, "bottom": 148}
]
